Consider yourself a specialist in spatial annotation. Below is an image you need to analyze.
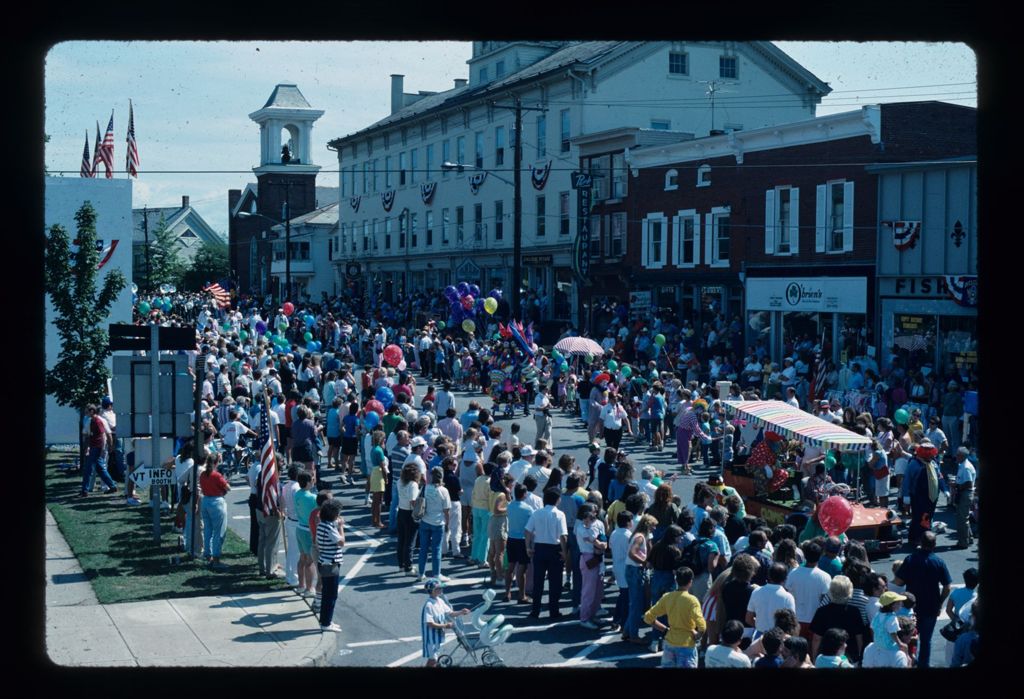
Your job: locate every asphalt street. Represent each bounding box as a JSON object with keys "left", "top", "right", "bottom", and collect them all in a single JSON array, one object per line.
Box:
[{"left": 221, "top": 371, "right": 978, "bottom": 668}]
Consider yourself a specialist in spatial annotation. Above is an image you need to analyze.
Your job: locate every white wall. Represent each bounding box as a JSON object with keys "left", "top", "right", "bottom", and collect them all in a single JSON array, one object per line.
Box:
[{"left": 45, "top": 178, "right": 134, "bottom": 445}]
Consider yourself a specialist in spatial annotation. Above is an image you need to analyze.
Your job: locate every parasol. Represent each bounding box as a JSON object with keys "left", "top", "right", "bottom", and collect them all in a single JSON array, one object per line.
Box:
[{"left": 554, "top": 337, "right": 604, "bottom": 357}]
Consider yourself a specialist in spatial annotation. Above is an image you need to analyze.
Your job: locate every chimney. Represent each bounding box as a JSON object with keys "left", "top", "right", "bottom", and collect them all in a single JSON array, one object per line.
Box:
[
  {"left": 454, "top": 78, "right": 468, "bottom": 89},
  {"left": 391, "top": 74, "right": 404, "bottom": 114},
  {"left": 182, "top": 195, "right": 190, "bottom": 209}
]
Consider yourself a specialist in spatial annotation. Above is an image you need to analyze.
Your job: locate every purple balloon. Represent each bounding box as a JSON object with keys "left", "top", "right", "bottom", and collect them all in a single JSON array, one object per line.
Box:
[
  {"left": 489, "top": 288, "right": 502, "bottom": 300},
  {"left": 255, "top": 321, "right": 267, "bottom": 335},
  {"left": 468, "top": 284, "right": 481, "bottom": 299},
  {"left": 457, "top": 282, "right": 470, "bottom": 297},
  {"left": 443, "top": 285, "right": 459, "bottom": 302}
]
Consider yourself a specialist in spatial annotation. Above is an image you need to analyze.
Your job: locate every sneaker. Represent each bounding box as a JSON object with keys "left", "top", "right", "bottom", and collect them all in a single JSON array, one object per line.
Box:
[
  {"left": 125, "top": 497, "right": 142, "bottom": 506},
  {"left": 438, "top": 575, "right": 452, "bottom": 583},
  {"left": 580, "top": 620, "right": 600, "bottom": 630},
  {"left": 418, "top": 574, "right": 426, "bottom": 582},
  {"left": 648, "top": 639, "right": 660, "bottom": 653},
  {"left": 405, "top": 569, "right": 416, "bottom": 577},
  {"left": 104, "top": 486, "right": 118, "bottom": 495},
  {"left": 320, "top": 623, "right": 342, "bottom": 632}
]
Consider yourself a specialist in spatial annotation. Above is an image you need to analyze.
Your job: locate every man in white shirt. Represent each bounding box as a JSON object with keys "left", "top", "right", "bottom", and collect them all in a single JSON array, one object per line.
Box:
[
  {"left": 601, "top": 330, "right": 616, "bottom": 353},
  {"left": 221, "top": 409, "right": 257, "bottom": 473},
  {"left": 746, "top": 563, "right": 797, "bottom": 635},
  {"left": 953, "top": 446, "right": 976, "bottom": 549},
  {"left": 534, "top": 384, "right": 553, "bottom": 446},
  {"left": 524, "top": 488, "right": 569, "bottom": 619},
  {"left": 279, "top": 463, "right": 302, "bottom": 587},
  {"left": 508, "top": 445, "right": 535, "bottom": 484},
  {"left": 785, "top": 540, "right": 833, "bottom": 638},
  {"left": 526, "top": 452, "right": 553, "bottom": 493},
  {"left": 780, "top": 358, "right": 797, "bottom": 389},
  {"left": 435, "top": 382, "right": 456, "bottom": 417},
  {"left": 705, "top": 620, "right": 753, "bottom": 668},
  {"left": 404, "top": 437, "right": 429, "bottom": 481},
  {"left": 637, "top": 466, "right": 657, "bottom": 506},
  {"left": 785, "top": 386, "right": 801, "bottom": 410}
]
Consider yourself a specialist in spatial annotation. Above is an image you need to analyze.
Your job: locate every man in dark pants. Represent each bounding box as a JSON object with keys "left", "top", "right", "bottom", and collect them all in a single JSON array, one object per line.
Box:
[
  {"left": 892, "top": 531, "right": 952, "bottom": 667},
  {"left": 901, "top": 440, "right": 941, "bottom": 547},
  {"left": 525, "top": 488, "right": 569, "bottom": 619}
]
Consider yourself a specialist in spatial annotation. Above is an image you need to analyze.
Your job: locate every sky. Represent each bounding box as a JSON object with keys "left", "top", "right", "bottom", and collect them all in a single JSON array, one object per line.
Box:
[{"left": 44, "top": 41, "right": 977, "bottom": 237}]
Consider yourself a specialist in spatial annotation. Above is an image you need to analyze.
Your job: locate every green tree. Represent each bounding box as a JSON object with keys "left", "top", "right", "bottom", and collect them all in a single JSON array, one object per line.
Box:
[
  {"left": 181, "top": 239, "right": 230, "bottom": 291},
  {"left": 45, "top": 201, "right": 128, "bottom": 461},
  {"left": 147, "top": 214, "right": 186, "bottom": 290}
]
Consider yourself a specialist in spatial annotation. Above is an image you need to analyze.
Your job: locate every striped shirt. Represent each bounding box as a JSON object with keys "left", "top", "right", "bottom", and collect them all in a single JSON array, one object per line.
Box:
[
  {"left": 316, "top": 520, "right": 344, "bottom": 565},
  {"left": 421, "top": 596, "right": 452, "bottom": 659}
]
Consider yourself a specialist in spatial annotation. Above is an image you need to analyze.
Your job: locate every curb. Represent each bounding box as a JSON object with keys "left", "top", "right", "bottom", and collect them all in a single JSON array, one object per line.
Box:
[{"left": 302, "top": 628, "right": 340, "bottom": 667}]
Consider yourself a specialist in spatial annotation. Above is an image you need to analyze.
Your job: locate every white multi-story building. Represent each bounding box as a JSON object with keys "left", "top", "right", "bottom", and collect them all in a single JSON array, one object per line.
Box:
[{"left": 327, "top": 41, "right": 830, "bottom": 325}]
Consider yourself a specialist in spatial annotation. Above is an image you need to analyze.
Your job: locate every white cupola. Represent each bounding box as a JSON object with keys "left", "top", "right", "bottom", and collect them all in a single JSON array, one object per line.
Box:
[{"left": 249, "top": 83, "right": 324, "bottom": 175}]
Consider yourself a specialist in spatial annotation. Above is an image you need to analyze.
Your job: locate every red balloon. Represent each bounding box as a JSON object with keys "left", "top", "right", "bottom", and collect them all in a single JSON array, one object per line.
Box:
[
  {"left": 282, "top": 302, "right": 295, "bottom": 316},
  {"left": 461, "top": 295, "right": 475, "bottom": 311},
  {"left": 818, "top": 495, "right": 854, "bottom": 537},
  {"left": 365, "top": 399, "right": 385, "bottom": 416},
  {"left": 382, "top": 344, "right": 403, "bottom": 366}
]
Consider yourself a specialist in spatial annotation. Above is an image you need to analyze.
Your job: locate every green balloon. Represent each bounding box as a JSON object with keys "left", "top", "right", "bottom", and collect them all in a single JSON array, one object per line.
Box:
[
  {"left": 278, "top": 321, "right": 288, "bottom": 330},
  {"left": 560, "top": 362, "right": 569, "bottom": 372},
  {"left": 552, "top": 349, "right": 562, "bottom": 360},
  {"left": 303, "top": 331, "right": 313, "bottom": 342},
  {"left": 264, "top": 331, "right": 273, "bottom": 340},
  {"left": 137, "top": 301, "right": 151, "bottom": 315},
  {"left": 654, "top": 333, "right": 666, "bottom": 347},
  {"left": 239, "top": 330, "right": 248, "bottom": 341},
  {"left": 621, "top": 365, "right": 632, "bottom": 378},
  {"left": 894, "top": 408, "right": 909, "bottom": 425},
  {"left": 493, "top": 333, "right": 501, "bottom": 341},
  {"left": 607, "top": 359, "right": 618, "bottom": 372},
  {"left": 437, "top": 321, "right": 446, "bottom": 330},
  {"left": 585, "top": 353, "right": 594, "bottom": 363}
]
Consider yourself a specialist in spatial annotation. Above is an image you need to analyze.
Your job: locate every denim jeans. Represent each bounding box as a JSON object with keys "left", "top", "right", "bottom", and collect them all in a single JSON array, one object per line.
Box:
[
  {"left": 388, "top": 479, "right": 401, "bottom": 534},
  {"left": 625, "top": 565, "right": 648, "bottom": 639},
  {"left": 661, "top": 642, "right": 698, "bottom": 668},
  {"left": 81, "top": 446, "right": 116, "bottom": 494},
  {"left": 396, "top": 509, "right": 416, "bottom": 570},
  {"left": 318, "top": 564, "right": 340, "bottom": 627},
  {"left": 648, "top": 570, "right": 678, "bottom": 643},
  {"left": 418, "top": 521, "right": 445, "bottom": 577},
  {"left": 201, "top": 495, "right": 227, "bottom": 558},
  {"left": 612, "top": 586, "right": 630, "bottom": 627}
]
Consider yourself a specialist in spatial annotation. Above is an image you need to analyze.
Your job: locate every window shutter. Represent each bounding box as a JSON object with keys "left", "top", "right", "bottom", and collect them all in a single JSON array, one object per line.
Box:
[
  {"left": 764, "top": 190, "right": 775, "bottom": 254},
  {"left": 642, "top": 217, "right": 650, "bottom": 268},
  {"left": 704, "top": 213, "right": 713, "bottom": 264},
  {"left": 843, "top": 181, "right": 855, "bottom": 252},
  {"left": 790, "top": 187, "right": 800, "bottom": 254},
  {"left": 816, "top": 184, "right": 827, "bottom": 252},
  {"left": 692, "top": 213, "right": 701, "bottom": 265},
  {"left": 671, "top": 215, "right": 680, "bottom": 266}
]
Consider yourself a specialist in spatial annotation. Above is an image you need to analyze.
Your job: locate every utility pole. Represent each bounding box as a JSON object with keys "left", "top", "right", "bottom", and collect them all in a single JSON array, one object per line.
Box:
[
  {"left": 512, "top": 97, "right": 523, "bottom": 320},
  {"left": 142, "top": 207, "right": 151, "bottom": 293}
]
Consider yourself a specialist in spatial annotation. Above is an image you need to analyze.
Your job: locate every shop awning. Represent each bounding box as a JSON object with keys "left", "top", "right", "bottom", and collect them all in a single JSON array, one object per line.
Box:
[{"left": 723, "top": 400, "right": 872, "bottom": 452}]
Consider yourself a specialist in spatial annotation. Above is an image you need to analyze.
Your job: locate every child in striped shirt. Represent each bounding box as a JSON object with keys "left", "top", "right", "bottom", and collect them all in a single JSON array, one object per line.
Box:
[{"left": 316, "top": 499, "right": 345, "bottom": 632}]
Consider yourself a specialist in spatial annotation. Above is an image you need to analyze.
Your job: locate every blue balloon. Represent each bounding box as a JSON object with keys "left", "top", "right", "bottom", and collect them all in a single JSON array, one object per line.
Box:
[
  {"left": 375, "top": 386, "right": 395, "bottom": 409},
  {"left": 489, "top": 288, "right": 502, "bottom": 300},
  {"left": 468, "top": 284, "right": 481, "bottom": 299},
  {"left": 305, "top": 315, "right": 315, "bottom": 328},
  {"left": 276, "top": 345, "right": 288, "bottom": 354},
  {"left": 443, "top": 285, "right": 459, "bottom": 301},
  {"left": 307, "top": 341, "right": 317, "bottom": 351},
  {"left": 457, "top": 282, "right": 470, "bottom": 297},
  {"left": 363, "top": 411, "right": 380, "bottom": 429}
]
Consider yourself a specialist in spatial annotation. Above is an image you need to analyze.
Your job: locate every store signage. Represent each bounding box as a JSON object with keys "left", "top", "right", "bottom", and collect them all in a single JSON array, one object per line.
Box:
[
  {"left": 629, "top": 290, "right": 652, "bottom": 320},
  {"left": 573, "top": 171, "right": 593, "bottom": 285},
  {"left": 745, "top": 277, "right": 866, "bottom": 314},
  {"left": 522, "top": 254, "right": 553, "bottom": 266},
  {"left": 883, "top": 277, "right": 950, "bottom": 296}
]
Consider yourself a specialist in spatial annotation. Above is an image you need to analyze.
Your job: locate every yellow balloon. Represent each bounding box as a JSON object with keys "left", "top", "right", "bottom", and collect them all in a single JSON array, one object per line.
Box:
[
  {"left": 484, "top": 297, "right": 498, "bottom": 314},
  {"left": 462, "top": 319, "right": 476, "bottom": 333}
]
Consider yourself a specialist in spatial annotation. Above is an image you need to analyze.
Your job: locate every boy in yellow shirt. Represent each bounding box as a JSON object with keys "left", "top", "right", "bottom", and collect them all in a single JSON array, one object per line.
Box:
[{"left": 643, "top": 567, "right": 706, "bottom": 668}]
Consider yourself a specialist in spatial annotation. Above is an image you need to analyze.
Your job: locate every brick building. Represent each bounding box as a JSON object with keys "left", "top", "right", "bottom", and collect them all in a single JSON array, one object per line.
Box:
[{"left": 579, "top": 101, "right": 976, "bottom": 364}]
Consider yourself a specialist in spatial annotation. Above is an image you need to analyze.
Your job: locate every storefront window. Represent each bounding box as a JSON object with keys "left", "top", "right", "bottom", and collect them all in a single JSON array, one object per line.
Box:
[
  {"left": 837, "top": 314, "right": 867, "bottom": 363},
  {"left": 782, "top": 311, "right": 820, "bottom": 356},
  {"left": 940, "top": 315, "right": 978, "bottom": 378},
  {"left": 893, "top": 314, "right": 936, "bottom": 375}
]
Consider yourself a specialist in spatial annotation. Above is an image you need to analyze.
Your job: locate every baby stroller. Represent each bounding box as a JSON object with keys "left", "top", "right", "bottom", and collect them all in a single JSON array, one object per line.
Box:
[{"left": 437, "top": 591, "right": 514, "bottom": 668}]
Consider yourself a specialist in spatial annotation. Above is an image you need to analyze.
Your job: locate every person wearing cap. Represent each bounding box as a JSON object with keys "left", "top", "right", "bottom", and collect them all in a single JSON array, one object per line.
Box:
[
  {"left": 951, "top": 447, "right": 976, "bottom": 549},
  {"left": 415, "top": 466, "right": 452, "bottom": 582},
  {"left": 508, "top": 445, "right": 535, "bottom": 484},
  {"left": 404, "top": 436, "right": 430, "bottom": 482},
  {"left": 868, "top": 590, "right": 910, "bottom": 661},
  {"left": 420, "top": 577, "right": 470, "bottom": 667},
  {"left": 892, "top": 531, "right": 952, "bottom": 668},
  {"left": 534, "top": 383, "right": 554, "bottom": 446}
]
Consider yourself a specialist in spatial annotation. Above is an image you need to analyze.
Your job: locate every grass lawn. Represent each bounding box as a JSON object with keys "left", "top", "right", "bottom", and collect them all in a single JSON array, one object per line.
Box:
[{"left": 45, "top": 450, "right": 289, "bottom": 604}]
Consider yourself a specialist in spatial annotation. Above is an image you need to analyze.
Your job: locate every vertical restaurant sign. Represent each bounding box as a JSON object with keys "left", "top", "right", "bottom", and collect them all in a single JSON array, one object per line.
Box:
[{"left": 572, "top": 171, "right": 593, "bottom": 285}]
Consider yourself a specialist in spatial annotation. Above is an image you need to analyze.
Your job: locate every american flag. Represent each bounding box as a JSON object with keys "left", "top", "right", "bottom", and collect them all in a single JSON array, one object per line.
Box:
[
  {"left": 203, "top": 282, "right": 231, "bottom": 309},
  {"left": 258, "top": 396, "right": 279, "bottom": 516},
  {"left": 91, "top": 121, "right": 102, "bottom": 177},
  {"left": 810, "top": 332, "right": 830, "bottom": 404},
  {"left": 80, "top": 131, "right": 91, "bottom": 178},
  {"left": 126, "top": 101, "right": 139, "bottom": 178},
  {"left": 100, "top": 112, "right": 115, "bottom": 179}
]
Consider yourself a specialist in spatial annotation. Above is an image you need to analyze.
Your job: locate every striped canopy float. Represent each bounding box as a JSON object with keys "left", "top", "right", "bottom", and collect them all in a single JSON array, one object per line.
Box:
[{"left": 723, "top": 400, "right": 872, "bottom": 452}]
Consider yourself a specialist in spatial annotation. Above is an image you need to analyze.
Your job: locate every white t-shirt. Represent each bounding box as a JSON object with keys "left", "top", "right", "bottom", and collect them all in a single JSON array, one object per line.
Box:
[
  {"left": 421, "top": 484, "right": 452, "bottom": 527},
  {"left": 221, "top": 420, "right": 247, "bottom": 448},
  {"left": 526, "top": 465, "right": 551, "bottom": 492},
  {"left": 705, "top": 645, "right": 752, "bottom": 668},
  {"left": 785, "top": 564, "right": 833, "bottom": 623},
  {"left": 746, "top": 583, "right": 796, "bottom": 632},
  {"left": 508, "top": 459, "right": 531, "bottom": 484},
  {"left": 403, "top": 453, "right": 428, "bottom": 480},
  {"left": 600, "top": 402, "right": 626, "bottom": 429},
  {"left": 861, "top": 642, "right": 911, "bottom": 668},
  {"left": 609, "top": 526, "right": 632, "bottom": 588}
]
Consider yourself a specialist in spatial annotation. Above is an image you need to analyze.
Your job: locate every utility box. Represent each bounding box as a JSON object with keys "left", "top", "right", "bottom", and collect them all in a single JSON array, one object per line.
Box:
[{"left": 113, "top": 355, "right": 194, "bottom": 437}]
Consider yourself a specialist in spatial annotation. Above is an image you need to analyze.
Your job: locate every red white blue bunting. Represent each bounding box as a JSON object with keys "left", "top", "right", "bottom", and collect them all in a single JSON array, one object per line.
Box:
[
  {"left": 381, "top": 190, "right": 396, "bottom": 212},
  {"left": 421, "top": 181, "right": 437, "bottom": 205},
  {"left": 531, "top": 160, "right": 552, "bottom": 191},
  {"left": 885, "top": 220, "right": 921, "bottom": 251},
  {"left": 945, "top": 275, "right": 978, "bottom": 307},
  {"left": 469, "top": 172, "right": 487, "bottom": 195},
  {"left": 349, "top": 196, "right": 361, "bottom": 212}
]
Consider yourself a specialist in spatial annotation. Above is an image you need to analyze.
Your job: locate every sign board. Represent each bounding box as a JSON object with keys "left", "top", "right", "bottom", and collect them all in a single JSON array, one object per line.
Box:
[
  {"left": 109, "top": 323, "right": 196, "bottom": 352},
  {"left": 522, "top": 254, "right": 553, "bottom": 266},
  {"left": 112, "top": 355, "right": 195, "bottom": 437},
  {"left": 574, "top": 178, "right": 593, "bottom": 284},
  {"left": 131, "top": 466, "right": 176, "bottom": 489},
  {"left": 628, "top": 290, "right": 652, "bottom": 320},
  {"left": 745, "top": 277, "right": 867, "bottom": 314}
]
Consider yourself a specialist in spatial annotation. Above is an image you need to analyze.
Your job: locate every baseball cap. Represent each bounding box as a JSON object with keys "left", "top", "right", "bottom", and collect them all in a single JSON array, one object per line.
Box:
[
  {"left": 101, "top": 396, "right": 113, "bottom": 408},
  {"left": 424, "top": 577, "right": 445, "bottom": 592},
  {"left": 878, "top": 591, "right": 907, "bottom": 608},
  {"left": 410, "top": 437, "right": 427, "bottom": 449},
  {"left": 820, "top": 400, "right": 830, "bottom": 407},
  {"left": 520, "top": 445, "right": 536, "bottom": 456}
]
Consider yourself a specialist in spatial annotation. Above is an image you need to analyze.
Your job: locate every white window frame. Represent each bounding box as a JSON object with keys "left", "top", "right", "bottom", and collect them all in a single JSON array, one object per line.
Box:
[
  {"left": 720, "top": 55, "right": 738, "bottom": 79},
  {"left": 475, "top": 132, "right": 484, "bottom": 169},
  {"left": 425, "top": 211, "right": 434, "bottom": 247},
  {"left": 441, "top": 208, "right": 450, "bottom": 245},
  {"left": 697, "top": 164, "right": 711, "bottom": 188},
  {"left": 410, "top": 212, "right": 418, "bottom": 248},
  {"left": 664, "top": 169, "right": 679, "bottom": 191},
  {"left": 608, "top": 211, "right": 627, "bottom": 258},
  {"left": 494, "top": 200, "right": 504, "bottom": 241},
  {"left": 672, "top": 209, "right": 700, "bottom": 268},
  {"left": 668, "top": 51, "right": 689, "bottom": 76},
  {"left": 706, "top": 206, "right": 731, "bottom": 268},
  {"left": 765, "top": 186, "right": 799, "bottom": 256},
  {"left": 817, "top": 180, "right": 855, "bottom": 253},
  {"left": 642, "top": 212, "right": 668, "bottom": 270},
  {"left": 410, "top": 148, "right": 418, "bottom": 184},
  {"left": 559, "top": 191, "right": 570, "bottom": 235},
  {"left": 385, "top": 156, "right": 393, "bottom": 188}
]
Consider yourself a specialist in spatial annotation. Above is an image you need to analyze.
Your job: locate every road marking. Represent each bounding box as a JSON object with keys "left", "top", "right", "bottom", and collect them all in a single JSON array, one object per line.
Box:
[
  {"left": 561, "top": 629, "right": 619, "bottom": 666},
  {"left": 336, "top": 529, "right": 384, "bottom": 595},
  {"left": 537, "top": 651, "right": 660, "bottom": 667},
  {"left": 387, "top": 637, "right": 456, "bottom": 667},
  {"left": 232, "top": 515, "right": 249, "bottom": 520},
  {"left": 347, "top": 636, "right": 421, "bottom": 648}
]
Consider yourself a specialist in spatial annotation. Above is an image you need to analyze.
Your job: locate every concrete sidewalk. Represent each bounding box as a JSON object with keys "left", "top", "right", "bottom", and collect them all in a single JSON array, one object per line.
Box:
[{"left": 45, "top": 509, "right": 338, "bottom": 667}]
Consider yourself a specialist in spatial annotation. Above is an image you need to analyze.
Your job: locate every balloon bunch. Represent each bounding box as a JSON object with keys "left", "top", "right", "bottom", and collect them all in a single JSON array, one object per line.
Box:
[
  {"left": 443, "top": 283, "right": 503, "bottom": 334},
  {"left": 136, "top": 296, "right": 174, "bottom": 316}
]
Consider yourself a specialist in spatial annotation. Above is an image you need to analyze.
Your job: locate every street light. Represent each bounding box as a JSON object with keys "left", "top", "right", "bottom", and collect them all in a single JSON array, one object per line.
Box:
[
  {"left": 441, "top": 160, "right": 519, "bottom": 312},
  {"left": 239, "top": 208, "right": 292, "bottom": 303}
]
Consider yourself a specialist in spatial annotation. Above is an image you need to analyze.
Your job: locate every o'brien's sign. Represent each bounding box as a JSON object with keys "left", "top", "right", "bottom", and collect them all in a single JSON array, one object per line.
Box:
[{"left": 746, "top": 277, "right": 867, "bottom": 314}]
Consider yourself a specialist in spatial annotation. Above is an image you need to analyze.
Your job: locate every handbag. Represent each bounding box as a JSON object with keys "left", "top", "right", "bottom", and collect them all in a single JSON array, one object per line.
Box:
[
  {"left": 412, "top": 490, "right": 427, "bottom": 523},
  {"left": 939, "top": 617, "right": 966, "bottom": 642},
  {"left": 585, "top": 553, "right": 602, "bottom": 569},
  {"left": 874, "top": 465, "right": 891, "bottom": 479}
]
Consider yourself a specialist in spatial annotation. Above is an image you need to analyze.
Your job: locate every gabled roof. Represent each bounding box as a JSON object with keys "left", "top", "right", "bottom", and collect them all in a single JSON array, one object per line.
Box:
[
  {"left": 231, "top": 183, "right": 259, "bottom": 218},
  {"left": 315, "top": 186, "right": 339, "bottom": 208},
  {"left": 277, "top": 202, "right": 339, "bottom": 229},
  {"left": 261, "top": 83, "right": 313, "bottom": 110},
  {"left": 329, "top": 41, "right": 830, "bottom": 146},
  {"left": 131, "top": 203, "right": 224, "bottom": 246}
]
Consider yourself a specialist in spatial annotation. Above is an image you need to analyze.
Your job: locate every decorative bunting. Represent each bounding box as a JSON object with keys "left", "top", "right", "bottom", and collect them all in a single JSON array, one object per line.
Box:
[
  {"left": 531, "top": 160, "right": 553, "bottom": 191},
  {"left": 884, "top": 220, "right": 921, "bottom": 251},
  {"left": 945, "top": 275, "right": 978, "bottom": 307},
  {"left": 469, "top": 172, "right": 487, "bottom": 195},
  {"left": 350, "top": 195, "right": 361, "bottom": 212},
  {"left": 421, "top": 181, "right": 437, "bottom": 205},
  {"left": 381, "top": 190, "right": 396, "bottom": 212}
]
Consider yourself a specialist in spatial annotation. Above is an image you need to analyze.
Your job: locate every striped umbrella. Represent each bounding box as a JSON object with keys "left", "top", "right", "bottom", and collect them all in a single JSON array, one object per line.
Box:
[
  {"left": 554, "top": 336, "right": 604, "bottom": 357},
  {"left": 723, "top": 400, "right": 871, "bottom": 452}
]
